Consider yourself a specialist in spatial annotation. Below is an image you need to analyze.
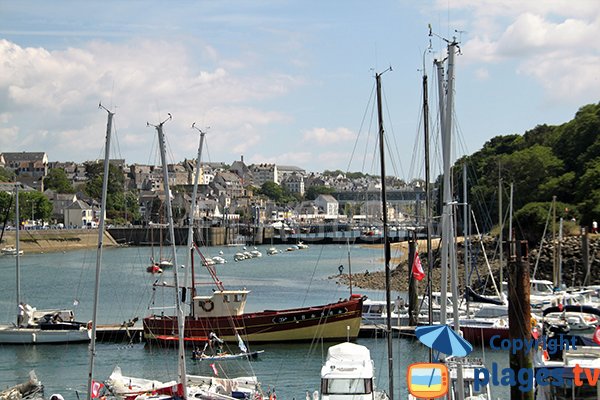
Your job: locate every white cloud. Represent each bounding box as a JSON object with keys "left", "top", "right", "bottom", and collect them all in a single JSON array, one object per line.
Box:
[
  {"left": 0, "top": 38, "right": 303, "bottom": 164},
  {"left": 432, "top": 2, "right": 600, "bottom": 104},
  {"left": 302, "top": 127, "right": 356, "bottom": 145}
]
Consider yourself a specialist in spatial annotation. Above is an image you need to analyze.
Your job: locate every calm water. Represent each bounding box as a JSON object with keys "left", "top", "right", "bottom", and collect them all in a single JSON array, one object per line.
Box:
[{"left": 0, "top": 243, "right": 509, "bottom": 399}]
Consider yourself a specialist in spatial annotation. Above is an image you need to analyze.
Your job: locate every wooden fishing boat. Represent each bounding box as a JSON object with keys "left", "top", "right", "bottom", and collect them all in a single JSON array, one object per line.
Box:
[{"left": 144, "top": 291, "right": 364, "bottom": 343}]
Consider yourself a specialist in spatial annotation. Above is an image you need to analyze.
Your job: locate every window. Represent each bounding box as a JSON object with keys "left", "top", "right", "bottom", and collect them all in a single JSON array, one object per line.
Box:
[{"left": 321, "top": 379, "right": 372, "bottom": 395}]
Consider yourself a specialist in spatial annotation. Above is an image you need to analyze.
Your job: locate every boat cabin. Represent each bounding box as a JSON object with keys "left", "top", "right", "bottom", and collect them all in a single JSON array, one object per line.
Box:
[
  {"left": 320, "top": 342, "right": 386, "bottom": 400},
  {"left": 192, "top": 290, "right": 250, "bottom": 318}
]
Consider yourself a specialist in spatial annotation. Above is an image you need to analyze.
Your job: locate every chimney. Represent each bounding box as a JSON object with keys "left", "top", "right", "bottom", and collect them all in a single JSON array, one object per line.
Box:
[{"left": 241, "top": 155, "right": 244, "bottom": 163}]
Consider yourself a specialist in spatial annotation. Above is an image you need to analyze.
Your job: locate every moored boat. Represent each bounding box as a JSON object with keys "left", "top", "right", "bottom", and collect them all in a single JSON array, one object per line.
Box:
[
  {"left": 0, "top": 186, "right": 91, "bottom": 345},
  {"left": 144, "top": 291, "right": 364, "bottom": 343},
  {"left": 1, "top": 246, "right": 23, "bottom": 256},
  {"left": 318, "top": 342, "right": 388, "bottom": 400},
  {"left": 0, "top": 370, "right": 44, "bottom": 400}
]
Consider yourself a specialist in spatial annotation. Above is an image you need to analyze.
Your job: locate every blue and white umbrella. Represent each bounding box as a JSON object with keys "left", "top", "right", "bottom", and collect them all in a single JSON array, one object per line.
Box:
[{"left": 415, "top": 324, "right": 473, "bottom": 359}]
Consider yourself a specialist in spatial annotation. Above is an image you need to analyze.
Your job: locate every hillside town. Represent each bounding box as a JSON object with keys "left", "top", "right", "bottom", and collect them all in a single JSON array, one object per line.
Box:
[{"left": 0, "top": 151, "right": 426, "bottom": 230}]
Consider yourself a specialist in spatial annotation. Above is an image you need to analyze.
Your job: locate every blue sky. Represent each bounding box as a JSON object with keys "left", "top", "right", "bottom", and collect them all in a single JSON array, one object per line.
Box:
[{"left": 1, "top": 1, "right": 599, "bottom": 180}]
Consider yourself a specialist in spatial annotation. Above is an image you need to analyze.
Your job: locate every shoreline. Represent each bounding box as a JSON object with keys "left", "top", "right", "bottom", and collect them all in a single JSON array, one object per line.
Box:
[{"left": 0, "top": 229, "right": 119, "bottom": 254}]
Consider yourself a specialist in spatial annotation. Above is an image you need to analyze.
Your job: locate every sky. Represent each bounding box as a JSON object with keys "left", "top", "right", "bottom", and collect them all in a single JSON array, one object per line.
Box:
[{"left": 0, "top": 1, "right": 599, "bottom": 180}]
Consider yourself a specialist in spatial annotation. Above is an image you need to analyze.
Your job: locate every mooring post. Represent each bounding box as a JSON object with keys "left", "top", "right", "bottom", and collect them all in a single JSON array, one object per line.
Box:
[{"left": 508, "top": 239, "right": 533, "bottom": 400}]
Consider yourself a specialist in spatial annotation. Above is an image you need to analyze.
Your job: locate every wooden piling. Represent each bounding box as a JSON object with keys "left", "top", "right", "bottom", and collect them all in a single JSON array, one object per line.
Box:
[{"left": 508, "top": 239, "right": 533, "bottom": 400}]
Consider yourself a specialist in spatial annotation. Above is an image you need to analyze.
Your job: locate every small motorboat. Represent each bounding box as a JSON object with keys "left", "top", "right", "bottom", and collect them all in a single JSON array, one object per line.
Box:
[
  {"left": 191, "top": 349, "right": 264, "bottom": 361},
  {"left": 191, "top": 333, "right": 264, "bottom": 361},
  {"left": 146, "top": 264, "right": 163, "bottom": 274},
  {"left": 1, "top": 246, "right": 23, "bottom": 256},
  {"left": 249, "top": 248, "right": 262, "bottom": 258}
]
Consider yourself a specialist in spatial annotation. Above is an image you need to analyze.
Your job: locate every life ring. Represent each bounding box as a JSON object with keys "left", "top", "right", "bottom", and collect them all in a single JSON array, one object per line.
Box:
[
  {"left": 201, "top": 300, "right": 214, "bottom": 312},
  {"left": 87, "top": 320, "right": 93, "bottom": 330}
]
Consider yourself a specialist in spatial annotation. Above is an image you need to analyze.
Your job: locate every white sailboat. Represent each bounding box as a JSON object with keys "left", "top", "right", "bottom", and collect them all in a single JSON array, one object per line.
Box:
[
  {"left": 0, "top": 185, "right": 91, "bottom": 344},
  {"left": 435, "top": 37, "right": 491, "bottom": 400},
  {"left": 314, "top": 70, "right": 394, "bottom": 400},
  {"left": 106, "top": 116, "right": 267, "bottom": 400}
]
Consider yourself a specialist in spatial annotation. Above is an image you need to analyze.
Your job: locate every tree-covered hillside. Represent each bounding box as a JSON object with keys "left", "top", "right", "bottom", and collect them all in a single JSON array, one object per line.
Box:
[{"left": 457, "top": 102, "right": 600, "bottom": 243}]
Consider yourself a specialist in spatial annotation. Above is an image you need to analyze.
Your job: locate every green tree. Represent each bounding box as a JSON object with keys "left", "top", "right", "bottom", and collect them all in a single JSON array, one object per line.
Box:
[
  {"left": 84, "top": 162, "right": 125, "bottom": 200},
  {"left": 0, "top": 191, "right": 14, "bottom": 224},
  {"left": 323, "top": 170, "right": 344, "bottom": 177},
  {"left": 259, "top": 181, "right": 284, "bottom": 202},
  {"left": 305, "top": 185, "right": 334, "bottom": 200},
  {"left": 515, "top": 201, "right": 575, "bottom": 244},
  {"left": 553, "top": 103, "right": 600, "bottom": 174},
  {"left": 499, "top": 145, "right": 564, "bottom": 209},
  {"left": 19, "top": 191, "right": 53, "bottom": 224},
  {"left": 0, "top": 167, "right": 15, "bottom": 182},
  {"left": 44, "top": 168, "right": 75, "bottom": 193}
]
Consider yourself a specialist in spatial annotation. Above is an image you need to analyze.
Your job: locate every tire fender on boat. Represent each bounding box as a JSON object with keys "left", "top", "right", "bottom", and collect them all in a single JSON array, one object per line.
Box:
[{"left": 201, "top": 300, "right": 214, "bottom": 312}]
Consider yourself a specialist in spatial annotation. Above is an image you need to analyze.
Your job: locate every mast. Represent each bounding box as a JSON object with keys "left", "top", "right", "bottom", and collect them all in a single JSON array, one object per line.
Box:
[
  {"left": 463, "top": 163, "right": 469, "bottom": 316},
  {"left": 434, "top": 57, "right": 448, "bottom": 329},
  {"left": 421, "top": 54, "right": 434, "bottom": 363},
  {"left": 499, "top": 168, "right": 503, "bottom": 293},
  {"left": 15, "top": 185, "right": 20, "bottom": 309},
  {"left": 148, "top": 114, "right": 188, "bottom": 397},
  {"left": 87, "top": 103, "right": 113, "bottom": 400},
  {"left": 346, "top": 238, "right": 353, "bottom": 296},
  {"left": 184, "top": 123, "right": 207, "bottom": 303},
  {"left": 437, "top": 38, "right": 465, "bottom": 400},
  {"left": 552, "top": 195, "right": 558, "bottom": 289},
  {"left": 375, "top": 68, "right": 394, "bottom": 400}
]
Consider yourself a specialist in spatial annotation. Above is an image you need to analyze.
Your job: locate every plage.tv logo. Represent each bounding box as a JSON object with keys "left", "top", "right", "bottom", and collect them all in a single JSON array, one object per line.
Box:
[
  {"left": 410, "top": 325, "right": 599, "bottom": 397},
  {"left": 408, "top": 325, "right": 472, "bottom": 399},
  {"left": 407, "top": 363, "right": 449, "bottom": 398}
]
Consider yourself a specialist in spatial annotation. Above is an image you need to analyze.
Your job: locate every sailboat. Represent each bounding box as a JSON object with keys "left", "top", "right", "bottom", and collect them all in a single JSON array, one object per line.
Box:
[
  {"left": 434, "top": 37, "right": 491, "bottom": 400},
  {"left": 191, "top": 332, "right": 264, "bottom": 361},
  {"left": 106, "top": 115, "right": 267, "bottom": 400},
  {"left": 315, "top": 70, "right": 393, "bottom": 400},
  {"left": 0, "top": 184, "right": 91, "bottom": 344}
]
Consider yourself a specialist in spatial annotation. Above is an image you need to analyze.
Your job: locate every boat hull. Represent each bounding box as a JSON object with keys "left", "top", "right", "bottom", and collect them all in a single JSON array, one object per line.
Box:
[
  {"left": 144, "top": 297, "right": 364, "bottom": 343},
  {"left": 0, "top": 325, "right": 91, "bottom": 344},
  {"left": 458, "top": 323, "right": 509, "bottom": 345}
]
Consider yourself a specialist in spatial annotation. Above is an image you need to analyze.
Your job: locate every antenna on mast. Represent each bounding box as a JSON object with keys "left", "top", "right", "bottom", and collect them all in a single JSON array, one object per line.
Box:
[
  {"left": 98, "top": 102, "right": 113, "bottom": 113},
  {"left": 191, "top": 122, "right": 210, "bottom": 135}
]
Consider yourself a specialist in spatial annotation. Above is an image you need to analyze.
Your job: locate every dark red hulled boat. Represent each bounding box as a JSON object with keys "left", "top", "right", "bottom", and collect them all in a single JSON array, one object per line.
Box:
[{"left": 143, "top": 290, "right": 364, "bottom": 343}]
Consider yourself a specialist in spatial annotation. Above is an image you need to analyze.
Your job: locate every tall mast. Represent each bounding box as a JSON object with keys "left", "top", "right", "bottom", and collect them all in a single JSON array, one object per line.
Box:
[
  {"left": 184, "top": 123, "right": 207, "bottom": 303},
  {"left": 421, "top": 54, "right": 434, "bottom": 363},
  {"left": 446, "top": 38, "right": 465, "bottom": 400},
  {"left": 87, "top": 103, "right": 114, "bottom": 400},
  {"left": 499, "top": 168, "right": 503, "bottom": 292},
  {"left": 552, "top": 195, "right": 558, "bottom": 289},
  {"left": 375, "top": 68, "right": 394, "bottom": 400},
  {"left": 15, "top": 185, "right": 20, "bottom": 309},
  {"left": 463, "top": 163, "right": 469, "bottom": 316},
  {"left": 434, "top": 57, "right": 448, "bottom": 329},
  {"left": 148, "top": 114, "right": 188, "bottom": 396}
]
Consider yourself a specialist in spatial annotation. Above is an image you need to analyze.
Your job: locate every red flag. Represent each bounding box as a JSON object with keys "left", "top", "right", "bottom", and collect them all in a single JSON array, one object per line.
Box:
[
  {"left": 593, "top": 325, "right": 600, "bottom": 345},
  {"left": 210, "top": 363, "right": 219, "bottom": 376},
  {"left": 91, "top": 380, "right": 104, "bottom": 399},
  {"left": 412, "top": 250, "right": 425, "bottom": 281}
]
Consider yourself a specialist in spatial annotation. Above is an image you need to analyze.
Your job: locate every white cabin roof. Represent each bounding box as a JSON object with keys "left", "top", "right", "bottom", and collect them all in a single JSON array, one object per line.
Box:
[{"left": 321, "top": 342, "right": 374, "bottom": 379}]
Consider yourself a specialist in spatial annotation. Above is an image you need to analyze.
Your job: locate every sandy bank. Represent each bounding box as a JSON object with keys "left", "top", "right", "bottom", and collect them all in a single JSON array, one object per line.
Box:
[{"left": 0, "top": 229, "right": 119, "bottom": 254}]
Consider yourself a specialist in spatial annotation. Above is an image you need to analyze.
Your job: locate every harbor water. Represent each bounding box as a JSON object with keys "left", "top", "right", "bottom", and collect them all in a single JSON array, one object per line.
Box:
[{"left": 0, "top": 243, "right": 509, "bottom": 399}]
